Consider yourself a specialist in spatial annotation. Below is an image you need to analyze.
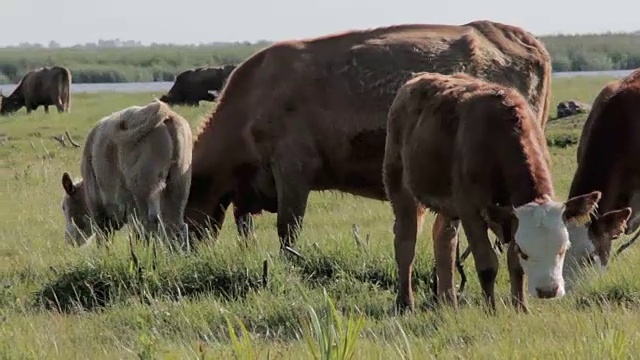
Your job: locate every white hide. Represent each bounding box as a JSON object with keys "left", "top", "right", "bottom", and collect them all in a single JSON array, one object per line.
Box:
[{"left": 513, "top": 197, "right": 570, "bottom": 298}]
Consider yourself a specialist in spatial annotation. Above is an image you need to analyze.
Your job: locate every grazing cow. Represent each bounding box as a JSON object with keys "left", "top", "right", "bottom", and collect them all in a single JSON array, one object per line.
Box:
[
  {"left": 0, "top": 66, "right": 72, "bottom": 115},
  {"left": 383, "top": 72, "right": 601, "bottom": 312},
  {"left": 60, "top": 100, "right": 193, "bottom": 251},
  {"left": 159, "top": 65, "right": 237, "bottom": 106},
  {"left": 183, "top": 21, "right": 553, "bottom": 251},
  {"left": 564, "top": 69, "right": 640, "bottom": 287}
]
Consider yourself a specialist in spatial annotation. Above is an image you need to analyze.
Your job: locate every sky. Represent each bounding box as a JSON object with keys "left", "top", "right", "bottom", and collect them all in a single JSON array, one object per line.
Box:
[{"left": 1, "top": 0, "right": 638, "bottom": 47}]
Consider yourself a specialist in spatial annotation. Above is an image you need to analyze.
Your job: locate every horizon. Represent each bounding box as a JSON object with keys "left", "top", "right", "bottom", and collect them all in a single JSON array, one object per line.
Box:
[
  {"left": 1, "top": 0, "right": 639, "bottom": 47},
  {"left": 2, "top": 29, "right": 640, "bottom": 49}
]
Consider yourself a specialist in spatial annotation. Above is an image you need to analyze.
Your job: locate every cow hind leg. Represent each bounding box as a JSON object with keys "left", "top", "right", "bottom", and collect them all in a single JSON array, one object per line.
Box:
[
  {"left": 44, "top": 105, "right": 49, "bottom": 114},
  {"left": 161, "top": 171, "right": 192, "bottom": 253},
  {"left": 432, "top": 213, "right": 461, "bottom": 308},
  {"left": 383, "top": 155, "right": 420, "bottom": 312},
  {"left": 130, "top": 190, "right": 156, "bottom": 246}
]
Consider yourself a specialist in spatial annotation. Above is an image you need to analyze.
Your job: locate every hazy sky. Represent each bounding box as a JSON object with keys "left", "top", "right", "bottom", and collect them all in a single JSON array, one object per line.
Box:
[{"left": 1, "top": 0, "right": 638, "bottom": 46}]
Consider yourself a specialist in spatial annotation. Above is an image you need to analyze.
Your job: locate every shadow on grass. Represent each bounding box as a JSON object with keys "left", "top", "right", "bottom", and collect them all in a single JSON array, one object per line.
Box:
[
  {"left": 34, "top": 253, "right": 267, "bottom": 313},
  {"left": 575, "top": 285, "right": 640, "bottom": 310},
  {"left": 32, "top": 241, "right": 448, "bottom": 314}
]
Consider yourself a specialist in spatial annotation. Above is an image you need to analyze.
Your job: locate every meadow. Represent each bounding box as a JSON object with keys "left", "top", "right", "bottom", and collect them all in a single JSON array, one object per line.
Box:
[{"left": 2, "top": 75, "right": 640, "bottom": 359}]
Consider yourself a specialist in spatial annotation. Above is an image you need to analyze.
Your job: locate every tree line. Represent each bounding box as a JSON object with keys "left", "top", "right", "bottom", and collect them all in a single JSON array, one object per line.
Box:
[{"left": 0, "top": 32, "right": 639, "bottom": 84}]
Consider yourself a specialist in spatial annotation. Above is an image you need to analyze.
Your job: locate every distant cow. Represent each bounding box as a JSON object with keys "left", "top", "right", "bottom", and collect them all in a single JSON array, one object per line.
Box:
[
  {"left": 0, "top": 66, "right": 72, "bottom": 115},
  {"left": 183, "top": 20, "right": 553, "bottom": 252},
  {"left": 556, "top": 100, "right": 591, "bottom": 119},
  {"left": 564, "top": 69, "right": 640, "bottom": 288},
  {"left": 383, "top": 72, "right": 600, "bottom": 312},
  {"left": 159, "top": 65, "right": 237, "bottom": 106},
  {"left": 60, "top": 100, "right": 193, "bottom": 251}
]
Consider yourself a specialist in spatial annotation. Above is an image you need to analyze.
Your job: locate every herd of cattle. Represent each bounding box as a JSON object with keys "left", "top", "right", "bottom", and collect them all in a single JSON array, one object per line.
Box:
[
  {"left": 0, "top": 64, "right": 236, "bottom": 115},
  {"left": 5, "top": 20, "right": 640, "bottom": 314}
]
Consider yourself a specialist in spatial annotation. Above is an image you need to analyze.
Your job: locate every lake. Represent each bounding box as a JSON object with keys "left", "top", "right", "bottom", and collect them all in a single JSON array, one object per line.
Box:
[{"left": 0, "top": 70, "right": 634, "bottom": 94}]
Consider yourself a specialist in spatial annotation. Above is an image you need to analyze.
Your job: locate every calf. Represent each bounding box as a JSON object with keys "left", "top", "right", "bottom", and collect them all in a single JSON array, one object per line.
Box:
[
  {"left": 60, "top": 100, "right": 193, "bottom": 250},
  {"left": 383, "top": 72, "right": 600, "bottom": 313}
]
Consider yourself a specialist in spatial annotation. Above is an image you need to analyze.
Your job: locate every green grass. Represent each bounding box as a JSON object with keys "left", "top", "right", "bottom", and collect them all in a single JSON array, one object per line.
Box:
[{"left": 2, "top": 76, "right": 639, "bottom": 359}]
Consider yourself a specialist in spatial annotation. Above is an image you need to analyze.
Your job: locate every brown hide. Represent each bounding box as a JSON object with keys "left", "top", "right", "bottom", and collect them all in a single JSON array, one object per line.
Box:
[
  {"left": 160, "top": 65, "right": 237, "bottom": 106},
  {"left": 568, "top": 69, "right": 640, "bottom": 265},
  {"left": 0, "top": 66, "right": 72, "bottom": 115},
  {"left": 576, "top": 81, "right": 621, "bottom": 163},
  {"left": 185, "top": 20, "right": 552, "bottom": 246}
]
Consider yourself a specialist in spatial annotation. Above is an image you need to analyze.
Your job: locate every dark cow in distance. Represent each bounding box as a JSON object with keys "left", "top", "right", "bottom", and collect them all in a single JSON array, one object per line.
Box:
[
  {"left": 0, "top": 66, "right": 72, "bottom": 115},
  {"left": 383, "top": 72, "right": 600, "bottom": 312},
  {"left": 563, "top": 69, "right": 640, "bottom": 288},
  {"left": 183, "top": 20, "right": 553, "bottom": 256},
  {"left": 159, "top": 65, "right": 237, "bottom": 106}
]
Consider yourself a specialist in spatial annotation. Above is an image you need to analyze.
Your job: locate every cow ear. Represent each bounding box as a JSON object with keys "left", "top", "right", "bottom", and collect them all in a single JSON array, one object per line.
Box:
[
  {"left": 596, "top": 208, "right": 632, "bottom": 240},
  {"left": 481, "top": 204, "right": 515, "bottom": 224},
  {"left": 563, "top": 191, "right": 601, "bottom": 225},
  {"left": 62, "top": 172, "right": 76, "bottom": 196}
]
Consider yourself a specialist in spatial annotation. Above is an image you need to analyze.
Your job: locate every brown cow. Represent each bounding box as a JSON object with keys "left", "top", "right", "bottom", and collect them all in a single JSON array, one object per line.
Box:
[
  {"left": 383, "top": 72, "right": 600, "bottom": 312},
  {"left": 159, "top": 65, "right": 237, "bottom": 106},
  {"left": 183, "top": 21, "right": 553, "bottom": 251},
  {"left": 0, "top": 66, "right": 72, "bottom": 115},
  {"left": 564, "top": 69, "right": 640, "bottom": 288}
]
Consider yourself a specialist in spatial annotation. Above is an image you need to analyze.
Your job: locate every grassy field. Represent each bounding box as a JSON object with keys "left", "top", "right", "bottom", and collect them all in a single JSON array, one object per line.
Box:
[{"left": 2, "top": 76, "right": 640, "bottom": 359}]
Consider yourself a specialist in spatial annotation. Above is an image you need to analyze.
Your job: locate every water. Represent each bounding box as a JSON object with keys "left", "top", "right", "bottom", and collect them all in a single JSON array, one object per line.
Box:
[{"left": 0, "top": 70, "right": 634, "bottom": 94}]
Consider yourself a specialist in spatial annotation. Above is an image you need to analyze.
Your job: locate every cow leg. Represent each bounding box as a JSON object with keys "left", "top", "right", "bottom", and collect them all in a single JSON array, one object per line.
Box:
[
  {"left": 271, "top": 155, "right": 317, "bottom": 250},
  {"left": 383, "top": 155, "right": 420, "bottom": 312},
  {"left": 160, "top": 170, "right": 192, "bottom": 252},
  {"left": 459, "top": 211, "right": 499, "bottom": 313},
  {"left": 388, "top": 189, "right": 420, "bottom": 312},
  {"left": 44, "top": 105, "right": 49, "bottom": 114},
  {"left": 234, "top": 208, "right": 255, "bottom": 240},
  {"left": 432, "top": 213, "right": 461, "bottom": 307},
  {"left": 55, "top": 102, "right": 64, "bottom": 113},
  {"left": 89, "top": 205, "right": 119, "bottom": 247},
  {"left": 507, "top": 240, "right": 528, "bottom": 312}
]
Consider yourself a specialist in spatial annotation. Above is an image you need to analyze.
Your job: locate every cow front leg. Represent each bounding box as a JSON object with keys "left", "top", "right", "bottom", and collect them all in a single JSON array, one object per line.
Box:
[
  {"left": 272, "top": 157, "right": 316, "bottom": 251},
  {"left": 459, "top": 211, "right": 499, "bottom": 314},
  {"left": 508, "top": 240, "right": 529, "bottom": 312}
]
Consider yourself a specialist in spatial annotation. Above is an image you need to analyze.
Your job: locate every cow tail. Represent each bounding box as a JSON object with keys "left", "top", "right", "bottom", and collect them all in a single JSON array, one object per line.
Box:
[{"left": 113, "top": 100, "right": 171, "bottom": 145}]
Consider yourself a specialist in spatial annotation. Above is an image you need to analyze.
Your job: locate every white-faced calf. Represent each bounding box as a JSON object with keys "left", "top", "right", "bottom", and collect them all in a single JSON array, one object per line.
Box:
[{"left": 383, "top": 72, "right": 601, "bottom": 313}]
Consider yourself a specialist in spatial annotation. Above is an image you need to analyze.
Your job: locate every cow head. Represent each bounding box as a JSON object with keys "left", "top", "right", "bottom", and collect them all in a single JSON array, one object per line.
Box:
[
  {"left": 565, "top": 205, "right": 631, "bottom": 290},
  {"left": 0, "top": 92, "right": 24, "bottom": 115},
  {"left": 158, "top": 94, "right": 171, "bottom": 104},
  {"left": 484, "top": 191, "right": 602, "bottom": 299},
  {"left": 60, "top": 172, "right": 93, "bottom": 246}
]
